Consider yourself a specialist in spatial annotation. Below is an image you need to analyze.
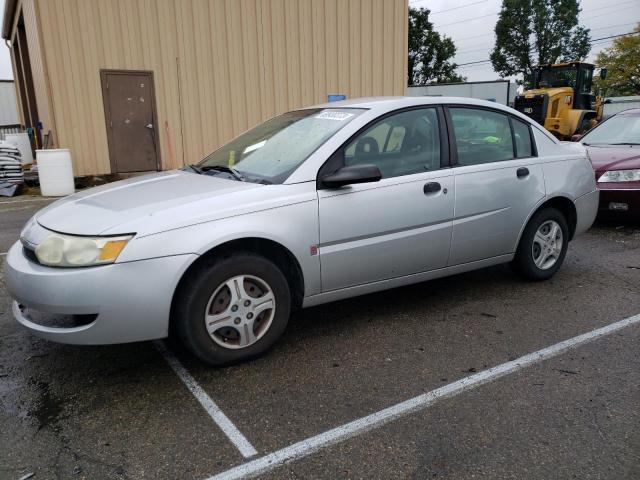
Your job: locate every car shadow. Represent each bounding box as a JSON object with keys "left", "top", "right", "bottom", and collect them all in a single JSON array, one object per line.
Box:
[{"left": 177, "top": 262, "right": 527, "bottom": 375}]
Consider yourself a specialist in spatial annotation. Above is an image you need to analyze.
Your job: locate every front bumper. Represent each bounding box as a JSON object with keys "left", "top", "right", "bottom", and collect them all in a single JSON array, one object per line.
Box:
[
  {"left": 596, "top": 183, "right": 640, "bottom": 218},
  {"left": 4, "top": 241, "right": 196, "bottom": 344}
]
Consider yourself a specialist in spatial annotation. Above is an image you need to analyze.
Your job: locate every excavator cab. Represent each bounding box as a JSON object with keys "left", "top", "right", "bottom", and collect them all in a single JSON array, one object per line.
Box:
[
  {"left": 516, "top": 62, "right": 600, "bottom": 139},
  {"left": 531, "top": 63, "right": 595, "bottom": 110}
]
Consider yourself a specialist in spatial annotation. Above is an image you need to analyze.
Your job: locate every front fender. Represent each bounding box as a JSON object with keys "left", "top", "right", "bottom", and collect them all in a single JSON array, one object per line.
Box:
[{"left": 116, "top": 199, "right": 322, "bottom": 296}]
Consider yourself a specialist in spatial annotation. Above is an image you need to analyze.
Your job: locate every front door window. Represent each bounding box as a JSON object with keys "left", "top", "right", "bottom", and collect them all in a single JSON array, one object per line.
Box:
[{"left": 343, "top": 108, "right": 442, "bottom": 178}]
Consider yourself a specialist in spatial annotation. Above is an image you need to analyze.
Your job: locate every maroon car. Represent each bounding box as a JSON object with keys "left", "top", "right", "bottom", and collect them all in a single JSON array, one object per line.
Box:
[{"left": 578, "top": 108, "right": 640, "bottom": 219}]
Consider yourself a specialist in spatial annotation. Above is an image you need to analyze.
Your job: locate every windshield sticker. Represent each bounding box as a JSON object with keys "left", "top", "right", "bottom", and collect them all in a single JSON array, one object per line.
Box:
[
  {"left": 243, "top": 140, "right": 266, "bottom": 154},
  {"left": 315, "top": 111, "right": 354, "bottom": 121}
]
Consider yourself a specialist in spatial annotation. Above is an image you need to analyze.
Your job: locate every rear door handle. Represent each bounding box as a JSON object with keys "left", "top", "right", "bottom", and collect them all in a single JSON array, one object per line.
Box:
[
  {"left": 424, "top": 182, "right": 441, "bottom": 194},
  {"left": 517, "top": 167, "right": 529, "bottom": 178}
]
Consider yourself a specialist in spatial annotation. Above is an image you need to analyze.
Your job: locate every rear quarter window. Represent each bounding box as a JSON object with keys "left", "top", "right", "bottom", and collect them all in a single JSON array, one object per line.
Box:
[{"left": 512, "top": 118, "right": 534, "bottom": 158}]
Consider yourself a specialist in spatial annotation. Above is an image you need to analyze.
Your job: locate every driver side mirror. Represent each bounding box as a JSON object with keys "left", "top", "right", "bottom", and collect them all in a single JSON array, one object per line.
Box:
[
  {"left": 321, "top": 164, "right": 382, "bottom": 188},
  {"left": 571, "top": 134, "right": 583, "bottom": 142}
]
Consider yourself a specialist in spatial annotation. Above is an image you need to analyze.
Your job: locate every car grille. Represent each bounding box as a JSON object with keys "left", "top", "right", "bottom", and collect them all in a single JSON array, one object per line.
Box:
[{"left": 514, "top": 95, "right": 547, "bottom": 126}]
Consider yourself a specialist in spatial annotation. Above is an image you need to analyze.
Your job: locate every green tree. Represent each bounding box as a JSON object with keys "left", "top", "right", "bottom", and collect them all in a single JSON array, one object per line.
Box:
[
  {"left": 594, "top": 25, "right": 640, "bottom": 96},
  {"left": 408, "top": 7, "right": 465, "bottom": 86},
  {"left": 490, "top": 0, "right": 591, "bottom": 83}
]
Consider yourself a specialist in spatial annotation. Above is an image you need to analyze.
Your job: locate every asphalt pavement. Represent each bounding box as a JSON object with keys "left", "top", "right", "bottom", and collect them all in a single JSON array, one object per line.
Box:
[{"left": 1, "top": 196, "right": 639, "bottom": 480}]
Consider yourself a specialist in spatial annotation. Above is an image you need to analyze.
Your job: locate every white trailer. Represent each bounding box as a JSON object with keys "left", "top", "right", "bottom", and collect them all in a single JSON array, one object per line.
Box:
[
  {"left": 407, "top": 80, "right": 518, "bottom": 107},
  {"left": 603, "top": 96, "right": 640, "bottom": 118}
]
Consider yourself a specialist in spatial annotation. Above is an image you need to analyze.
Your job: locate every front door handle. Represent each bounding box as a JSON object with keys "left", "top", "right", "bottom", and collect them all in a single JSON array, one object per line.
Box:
[
  {"left": 424, "top": 182, "right": 441, "bottom": 194},
  {"left": 517, "top": 167, "right": 529, "bottom": 178},
  {"left": 145, "top": 123, "right": 154, "bottom": 129}
]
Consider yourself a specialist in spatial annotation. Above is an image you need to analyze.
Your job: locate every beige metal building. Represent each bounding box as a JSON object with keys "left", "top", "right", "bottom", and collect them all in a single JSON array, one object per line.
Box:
[{"left": 2, "top": 0, "right": 407, "bottom": 177}]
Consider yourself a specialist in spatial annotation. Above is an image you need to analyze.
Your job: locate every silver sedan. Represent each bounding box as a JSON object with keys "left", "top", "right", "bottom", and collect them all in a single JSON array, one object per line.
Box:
[{"left": 5, "top": 97, "right": 599, "bottom": 365}]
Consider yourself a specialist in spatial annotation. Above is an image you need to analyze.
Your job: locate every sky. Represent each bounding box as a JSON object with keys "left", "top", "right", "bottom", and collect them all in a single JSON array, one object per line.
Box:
[
  {"left": 0, "top": 0, "right": 638, "bottom": 82},
  {"left": 411, "top": 0, "right": 640, "bottom": 82}
]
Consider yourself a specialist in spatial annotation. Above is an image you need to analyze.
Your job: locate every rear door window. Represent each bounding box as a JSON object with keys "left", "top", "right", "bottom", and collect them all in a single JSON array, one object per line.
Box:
[{"left": 450, "top": 108, "right": 514, "bottom": 166}]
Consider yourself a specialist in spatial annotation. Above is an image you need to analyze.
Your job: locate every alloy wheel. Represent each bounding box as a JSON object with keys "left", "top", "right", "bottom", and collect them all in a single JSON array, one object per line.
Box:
[
  {"left": 204, "top": 275, "right": 276, "bottom": 349},
  {"left": 531, "top": 220, "right": 563, "bottom": 270}
]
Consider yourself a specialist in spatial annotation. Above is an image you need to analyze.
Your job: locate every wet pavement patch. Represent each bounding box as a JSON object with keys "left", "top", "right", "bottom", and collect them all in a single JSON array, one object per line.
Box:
[{"left": 30, "top": 380, "right": 64, "bottom": 431}]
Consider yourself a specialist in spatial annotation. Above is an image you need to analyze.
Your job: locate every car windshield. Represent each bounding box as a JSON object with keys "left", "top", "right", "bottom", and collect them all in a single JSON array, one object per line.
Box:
[
  {"left": 581, "top": 114, "right": 640, "bottom": 145},
  {"left": 197, "top": 108, "right": 365, "bottom": 184}
]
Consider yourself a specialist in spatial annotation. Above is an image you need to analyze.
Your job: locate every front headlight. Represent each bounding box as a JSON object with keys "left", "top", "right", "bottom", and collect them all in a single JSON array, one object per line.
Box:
[
  {"left": 34, "top": 233, "right": 133, "bottom": 267},
  {"left": 598, "top": 169, "right": 640, "bottom": 183}
]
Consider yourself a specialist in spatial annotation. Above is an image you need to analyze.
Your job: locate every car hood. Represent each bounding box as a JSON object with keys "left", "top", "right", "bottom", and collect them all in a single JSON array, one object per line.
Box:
[
  {"left": 35, "top": 170, "right": 271, "bottom": 236},
  {"left": 585, "top": 145, "right": 640, "bottom": 172}
]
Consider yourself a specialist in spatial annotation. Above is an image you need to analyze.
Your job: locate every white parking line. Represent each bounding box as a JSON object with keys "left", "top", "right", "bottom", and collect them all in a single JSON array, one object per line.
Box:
[
  {"left": 0, "top": 198, "right": 54, "bottom": 205},
  {"left": 0, "top": 252, "right": 6, "bottom": 256},
  {"left": 208, "top": 313, "right": 640, "bottom": 480},
  {"left": 153, "top": 341, "right": 258, "bottom": 458}
]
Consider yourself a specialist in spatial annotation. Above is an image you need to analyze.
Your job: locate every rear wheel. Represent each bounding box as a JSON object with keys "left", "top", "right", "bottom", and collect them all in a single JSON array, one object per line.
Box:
[
  {"left": 576, "top": 117, "right": 594, "bottom": 135},
  {"left": 512, "top": 207, "right": 569, "bottom": 281},
  {"left": 174, "top": 253, "right": 291, "bottom": 365}
]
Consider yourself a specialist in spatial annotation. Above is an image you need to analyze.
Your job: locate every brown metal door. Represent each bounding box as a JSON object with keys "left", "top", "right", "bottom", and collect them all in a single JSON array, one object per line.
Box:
[{"left": 101, "top": 70, "right": 160, "bottom": 173}]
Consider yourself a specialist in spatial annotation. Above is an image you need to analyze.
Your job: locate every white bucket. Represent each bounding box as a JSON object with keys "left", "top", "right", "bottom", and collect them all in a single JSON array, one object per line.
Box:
[
  {"left": 36, "top": 149, "right": 75, "bottom": 197},
  {"left": 5, "top": 132, "right": 34, "bottom": 165}
]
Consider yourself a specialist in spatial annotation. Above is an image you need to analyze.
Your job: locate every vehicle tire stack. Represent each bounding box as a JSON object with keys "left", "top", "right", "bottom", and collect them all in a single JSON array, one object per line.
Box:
[{"left": 0, "top": 141, "right": 24, "bottom": 196}]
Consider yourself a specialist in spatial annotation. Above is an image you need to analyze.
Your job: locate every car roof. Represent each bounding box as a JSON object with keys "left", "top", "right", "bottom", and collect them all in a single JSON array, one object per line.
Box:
[
  {"left": 614, "top": 108, "right": 640, "bottom": 115},
  {"left": 311, "top": 95, "right": 516, "bottom": 111},
  {"left": 307, "top": 96, "right": 558, "bottom": 142}
]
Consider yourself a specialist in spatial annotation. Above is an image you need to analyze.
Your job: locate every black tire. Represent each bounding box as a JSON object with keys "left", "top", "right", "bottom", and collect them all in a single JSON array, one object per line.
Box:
[
  {"left": 174, "top": 252, "right": 291, "bottom": 366},
  {"left": 576, "top": 117, "right": 592, "bottom": 135},
  {"left": 512, "top": 207, "right": 569, "bottom": 281}
]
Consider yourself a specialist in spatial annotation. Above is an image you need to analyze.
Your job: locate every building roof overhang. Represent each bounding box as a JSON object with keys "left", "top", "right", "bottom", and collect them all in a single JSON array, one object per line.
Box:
[{"left": 2, "top": 0, "right": 18, "bottom": 40}]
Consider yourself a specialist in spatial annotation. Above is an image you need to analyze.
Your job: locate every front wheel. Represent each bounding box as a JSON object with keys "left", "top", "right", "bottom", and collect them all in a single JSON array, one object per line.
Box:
[
  {"left": 512, "top": 207, "right": 569, "bottom": 281},
  {"left": 174, "top": 253, "right": 291, "bottom": 365}
]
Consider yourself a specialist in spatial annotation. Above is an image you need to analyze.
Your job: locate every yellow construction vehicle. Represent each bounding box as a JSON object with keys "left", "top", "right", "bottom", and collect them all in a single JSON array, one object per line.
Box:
[{"left": 514, "top": 62, "right": 605, "bottom": 140}]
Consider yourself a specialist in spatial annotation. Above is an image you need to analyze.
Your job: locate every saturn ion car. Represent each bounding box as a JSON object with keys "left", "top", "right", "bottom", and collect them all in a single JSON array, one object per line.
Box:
[{"left": 5, "top": 97, "right": 598, "bottom": 365}]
